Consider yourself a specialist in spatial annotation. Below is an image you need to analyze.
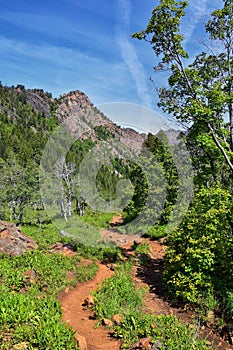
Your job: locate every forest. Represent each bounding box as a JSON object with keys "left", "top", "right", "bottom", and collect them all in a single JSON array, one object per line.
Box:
[{"left": 0, "top": 0, "right": 233, "bottom": 349}]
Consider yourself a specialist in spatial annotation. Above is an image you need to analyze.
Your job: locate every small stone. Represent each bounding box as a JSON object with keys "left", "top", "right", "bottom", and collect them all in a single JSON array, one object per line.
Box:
[
  {"left": 102, "top": 318, "right": 113, "bottom": 327},
  {"left": 139, "top": 338, "right": 152, "bottom": 349},
  {"left": 75, "top": 334, "right": 88, "bottom": 350},
  {"left": 83, "top": 295, "right": 95, "bottom": 308},
  {"left": 12, "top": 342, "right": 28, "bottom": 350},
  {"left": 152, "top": 340, "right": 163, "bottom": 350},
  {"left": 206, "top": 310, "right": 215, "bottom": 322},
  {"left": 65, "top": 287, "right": 69, "bottom": 294},
  {"left": 205, "top": 340, "right": 212, "bottom": 346},
  {"left": 112, "top": 314, "right": 122, "bottom": 325},
  {"left": 134, "top": 239, "right": 143, "bottom": 245},
  {"left": 49, "top": 242, "right": 63, "bottom": 252},
  {"left": 107, "top": 263, "right": 116, "bottom": 271},
  {"left": 131, "top": 337, "right": 152, "bottom": 349}
]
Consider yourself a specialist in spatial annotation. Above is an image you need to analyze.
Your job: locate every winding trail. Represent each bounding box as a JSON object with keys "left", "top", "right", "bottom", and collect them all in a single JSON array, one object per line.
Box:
[
  {"left": 60, "top": 262, "right": 120, "bottom": 350},
  {"left": 60, "top": 216, "right": 233, "bottom": 350}
]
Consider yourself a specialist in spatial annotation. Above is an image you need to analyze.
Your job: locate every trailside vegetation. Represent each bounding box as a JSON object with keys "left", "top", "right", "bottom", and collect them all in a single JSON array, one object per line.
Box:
[{"left": 133, "top": 0, "right": 233, "bottom": 326}]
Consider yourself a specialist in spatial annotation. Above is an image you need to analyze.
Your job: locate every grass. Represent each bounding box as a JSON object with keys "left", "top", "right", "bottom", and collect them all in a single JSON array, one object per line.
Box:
[
  {"left": 132, "top": 241, "right": 150, "bottom": 255},
  {"left": 92, "top": 261, "right": 213, "bottom": 349},
  {"left": 0, "top": 294, "right": 79, "bottom": 350},
  {"left": 0, "top": 222, "right": 99, "bottom": 349},
  {"left": 93, "top": 262, "right": 146, "bottom": 320},
  {"left": 0, "top": 215, "right": 214, "bottom": 349},
  {"left": 22, "top": 223, "right": 61, "bottom": 251},
  {"left": 78, "top": 209, "right": 117, "bottom": 228},
  {"left": 73, "top": 242, "right": 123, "bottom": 263},
  {"left": 114, "top": 312, "right": 211, "bottom": 349},
  {"left": 118, "top": 223, "right": 167, "bottom": 240},
  {"left": 0, "top": 217, "right": 126, "bottom": 349},
  {"left": 0, "top": 250, "right": 98, "bottom": 296}
]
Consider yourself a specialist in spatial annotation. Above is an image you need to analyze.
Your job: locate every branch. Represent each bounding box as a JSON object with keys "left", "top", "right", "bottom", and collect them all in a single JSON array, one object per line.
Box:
[{"left": 208, "top": 123, "right": 233, "bottom": 172}]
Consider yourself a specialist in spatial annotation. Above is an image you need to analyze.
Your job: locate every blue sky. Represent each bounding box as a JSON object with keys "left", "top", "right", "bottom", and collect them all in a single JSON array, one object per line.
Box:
[{"left": 0, "top": 0, "right": 220, "bottom": 129}]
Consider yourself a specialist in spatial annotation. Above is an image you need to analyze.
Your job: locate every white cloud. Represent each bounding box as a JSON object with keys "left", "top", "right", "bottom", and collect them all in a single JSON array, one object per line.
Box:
[
  {"left": 182, "top": 0, "right": 222, "bottom": 47},
  {"left": 117, "top": 0, "right": 131, "bottom": 24},
  {"left": 116, "top": 34, "right": 153, "bottom": 108},
  {"left": 115, "top": 0, "right": 153, "bottom": 108},
  {"left": 0, "top": 35, "right": 99, "bottom": 66}
]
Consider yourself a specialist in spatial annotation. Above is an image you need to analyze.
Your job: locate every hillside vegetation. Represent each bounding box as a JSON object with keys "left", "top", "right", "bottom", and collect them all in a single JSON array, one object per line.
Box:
[{"left": 1, "top": 1, "right": 233, "bottom": 346}]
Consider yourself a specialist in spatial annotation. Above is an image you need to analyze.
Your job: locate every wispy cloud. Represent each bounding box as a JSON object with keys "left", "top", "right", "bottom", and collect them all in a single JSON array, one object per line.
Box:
[
  {"left": 115, "top": 0, "right": 153, "bottom": 108},
  {"left": 0, "top": 35, "right": 100, "bottom": 66},
  {"left": 182, "top": 0, "right": 221, "bottom": 48},
  {"left": 0, "top": 11, "right": 115, "bottom": 57},
  {"left": 181, "top": 0, "right": 208, "bottom": 47},
  {"left": 0, "top": 34, "right": 130, "bottom": 101}
]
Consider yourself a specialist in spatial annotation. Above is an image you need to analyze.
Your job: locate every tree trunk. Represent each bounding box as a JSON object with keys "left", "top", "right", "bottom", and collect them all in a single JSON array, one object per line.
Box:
[{"left": 60, "top": 199, "right": 67, "bottom": 221}]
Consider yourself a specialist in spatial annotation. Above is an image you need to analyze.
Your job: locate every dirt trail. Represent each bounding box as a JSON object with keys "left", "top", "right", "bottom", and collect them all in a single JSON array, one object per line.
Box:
[
  {"left": 60, "top": 216, "right": 233, "bottom": 350},
  {"left": 100, "top": 215, "right": 143, "bottom": 248},
  {"left": 60, "top": 262, "right": 121, "bottom": 350}
]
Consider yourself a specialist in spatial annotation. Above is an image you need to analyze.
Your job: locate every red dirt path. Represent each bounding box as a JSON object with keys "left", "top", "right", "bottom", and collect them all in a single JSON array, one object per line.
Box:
[
  {"left": 60, "top": 216, "right": 233, "bottom": 350},
  {"left": 60, "top": 262, "right": 121, "bottom": 350}
]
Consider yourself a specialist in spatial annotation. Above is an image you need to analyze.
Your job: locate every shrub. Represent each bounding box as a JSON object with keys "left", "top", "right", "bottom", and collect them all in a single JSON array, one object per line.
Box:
[{"left": 164, "top": 186, "right": 233, "bottom": 306}]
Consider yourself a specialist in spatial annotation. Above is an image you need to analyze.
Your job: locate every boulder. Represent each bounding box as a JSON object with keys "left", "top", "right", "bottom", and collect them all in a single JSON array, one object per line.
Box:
[{"left": 0, "top": 221, "right": 37, "bottom": 256}]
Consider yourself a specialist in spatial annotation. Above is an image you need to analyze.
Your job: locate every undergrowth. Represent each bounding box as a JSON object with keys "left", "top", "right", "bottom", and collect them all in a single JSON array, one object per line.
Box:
[
  {"left": 93, "top": 262, "right": 146, "bottom": 320},
  {"left": 0, "top": 224, "right": 99, "bottom": 349},
  {"left": 77, "top": 209, "right": 117, "bottom": 228},
  {"left": 92, "top": 262, "right": 212, "bottom": 349}
]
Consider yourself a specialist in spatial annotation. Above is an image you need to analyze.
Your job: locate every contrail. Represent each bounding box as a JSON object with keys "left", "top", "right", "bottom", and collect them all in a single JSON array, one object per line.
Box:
[{"left": 115, "top": 0, "right": 153, "bottom": 108}]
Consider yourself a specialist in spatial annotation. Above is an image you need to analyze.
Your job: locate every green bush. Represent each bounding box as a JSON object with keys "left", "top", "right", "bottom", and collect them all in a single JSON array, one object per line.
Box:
[{"left": 164, "top": 186, "right": 233, "bottom": 306}]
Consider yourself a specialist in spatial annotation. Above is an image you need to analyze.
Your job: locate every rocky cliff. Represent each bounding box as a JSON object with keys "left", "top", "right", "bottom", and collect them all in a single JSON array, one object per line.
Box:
[
  {"left": 1, "top": 85, "right": 180, "bottom": 154},
  {"left": 55, "top": 89, "right": 147, "bottom": 153},
  {"left": 8, "top": 86, "right": 147, "bottom": 153}
]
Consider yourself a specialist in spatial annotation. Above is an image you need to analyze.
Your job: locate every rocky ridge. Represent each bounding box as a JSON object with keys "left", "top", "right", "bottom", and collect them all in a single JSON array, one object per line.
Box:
[
  {"left": 55, "top": 89, "right": 147, "bottom": 153},
  {"left": 2, "top": 85, "right": 180, "bottom": 153},
  {"left": 9, "top": 86, "right": 147, "bottom": 153}
]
